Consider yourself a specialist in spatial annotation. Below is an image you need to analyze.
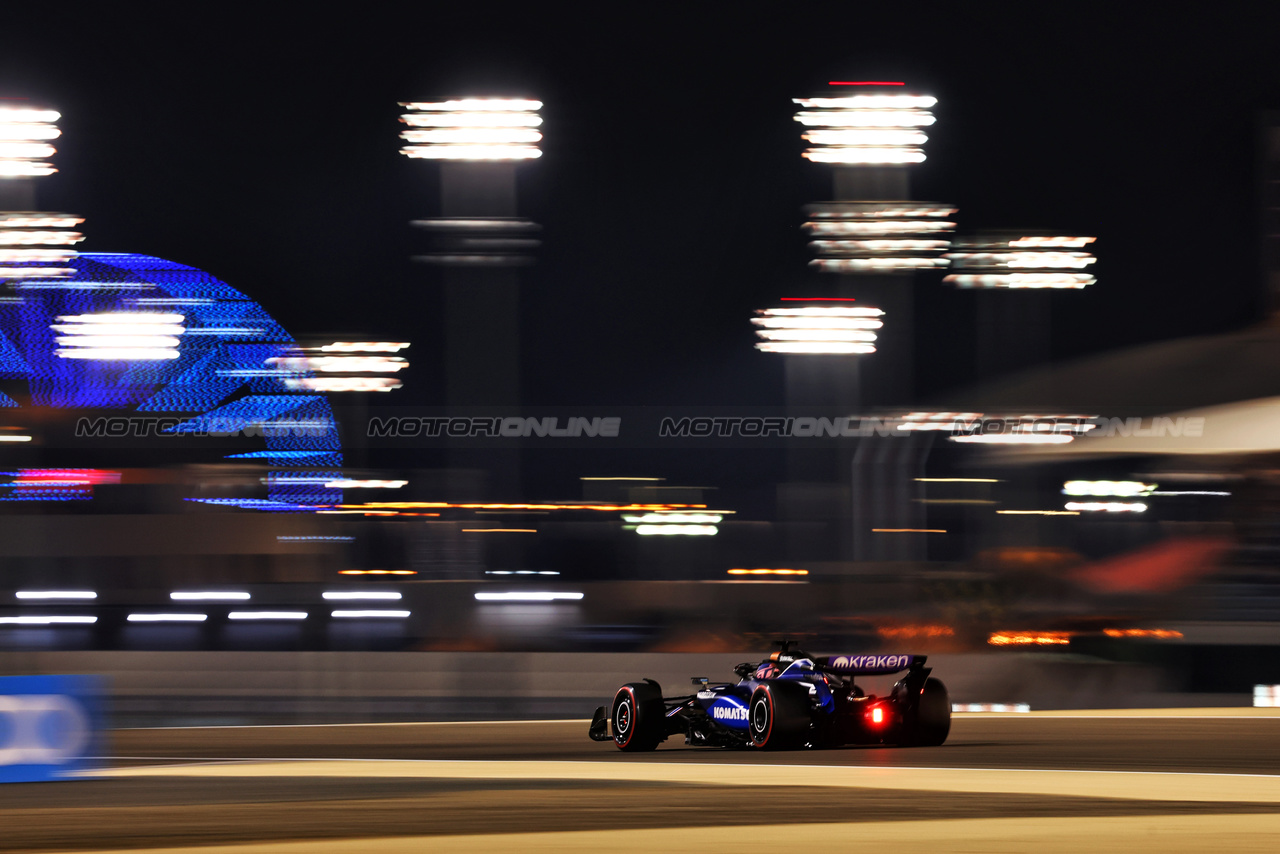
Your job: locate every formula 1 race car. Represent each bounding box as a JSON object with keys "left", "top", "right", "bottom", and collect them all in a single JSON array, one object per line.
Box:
[{"left": 589, "top": 641, "right": 950, "bottom": 750}]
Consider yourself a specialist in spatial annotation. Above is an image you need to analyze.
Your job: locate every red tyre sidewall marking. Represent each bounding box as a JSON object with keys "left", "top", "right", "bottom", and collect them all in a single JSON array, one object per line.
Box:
[{"left": 614, "top": 686, "right": 637, "bottom": 749}]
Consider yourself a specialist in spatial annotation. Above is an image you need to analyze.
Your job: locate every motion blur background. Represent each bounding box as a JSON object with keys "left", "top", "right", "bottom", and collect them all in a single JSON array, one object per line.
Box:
[{"left": 2, "top": 2, "right": 1280, "bottom": 722}]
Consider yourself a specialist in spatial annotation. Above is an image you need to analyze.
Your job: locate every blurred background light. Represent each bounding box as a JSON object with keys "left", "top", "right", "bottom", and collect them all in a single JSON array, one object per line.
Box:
[
  {"left": 400, "top": 99, "right": 542, "bottom": 161},
  {"left": 753, "top": 303, "right": 884, "bottom": 354},
  {"left": 170, "top": 591, "right": 250, "bottom": 601},
  {"left": 474, "top": 592, "right": 583, "bottom": 602},
  {"left": 16, "top": 590, "right": 96, "bottom": 599}
]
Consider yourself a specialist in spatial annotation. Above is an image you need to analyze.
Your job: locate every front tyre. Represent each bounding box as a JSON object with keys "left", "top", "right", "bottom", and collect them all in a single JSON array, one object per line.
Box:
[
  {"left": 749, "top": 681, "right": 811, "bottom": 750},
  {"left": 611, "top": 681, "right": 665, "bottom": 751}
]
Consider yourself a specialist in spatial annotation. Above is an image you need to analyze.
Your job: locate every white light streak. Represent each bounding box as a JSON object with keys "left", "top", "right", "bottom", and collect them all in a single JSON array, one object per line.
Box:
[
  {"left": 944, "top": 273, "right": 1096, "bottom": 289},
  {"left": 318, "top": 342, "right": 410, "bottom": 353},
  {"left": 54, "top": 311, "right": 185, "bottom": 361},
  {"left": 950, "top": 434, "right": 1076, "bottom": 445},
  {"left": 794, "top": 110, "right": 936, "bottom": 128},
  {"left": 795, "top": 96, "right": 937, "bottom": 109},
  {"left": 0, "top": 230, "right": 84, "bottom": 245},
  {"left": 756, "top": 342, "right": 877, "bottom": 354},
  {"left": 403, "top": 99, "right": 542, "bottom": 112},
  {"left": 803, "top": 148, "right": 925, "bottom": 164},
  {"left": 0, "top": 142, "right": 55, "bottom": 159},
  {"left": 287, "top": 377, "right": 403, "bottom": 392},
  {"left": 1062, "top": 480, "right": 1156, "bottom": 497},
  {"left": 635, "top": 524, "right": 719, "bottom": 536},
  {"left": 323, "top": 479, "right": 408, "bottom": 489},
  {"left": 127, "top": 613, "right": 207, "bottom": 623},
  {"left": 170, "top": 591, "right": 251, "bottom": 601},
  {"left": 323, "top": 592, "right": 403, "bottom": 600},
  {"left": 401, "top": 128, "right": 542, "bottom": 145},
  {"left": 622, "top": 513, "right": 723, "bottom": 524},
  {"left": 330, "top": 609, "right": 410, "bottom": 618},
  {"left": 802, "top": 129, "right": 928, "bottom": 146},
  {"left": 1064, "top": 501, "right": 1148, "bottom": 512},
  {"left": 0, "top": 615, "right": 96, "bottom": 625},
  {"left": 16, "top": 590, "right": 96, "bottom": 600},
  {"left": 754, "top": 329, "right": 879, "bottom": 342},
  {"left": 810, "top": 257, "right": 948, "bottom": 271},
  {"left": 227, "top": 611, "right": 307, "bottom": 620},
  {"left": 402, "top": 145, "right": 541, "bottom": 160},
  {"left": 0, "top": 214, "right": 82, "bottom": 228},
  {"left": 806, "top": 220, "right": 955, "bottom": 235},
  {"left": 1009, "top": 236, "right": 1096, "bottom": 248},
  {"left": 474, "top": 591, "right": 584, "bottom": 602}
]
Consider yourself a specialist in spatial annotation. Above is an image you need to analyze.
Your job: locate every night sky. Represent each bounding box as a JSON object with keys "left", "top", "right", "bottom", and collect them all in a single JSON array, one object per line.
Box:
[{"left": 3, "top": 3, "right": 1279, "bottom": 418}]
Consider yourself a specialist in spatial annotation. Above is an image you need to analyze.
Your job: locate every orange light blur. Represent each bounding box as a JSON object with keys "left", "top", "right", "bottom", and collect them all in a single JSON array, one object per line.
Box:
[
  {"left": 872, "top": 528, "right": 947, "bottom": 533},
  {"left": 461, "top": 528, "right": 537, "bottom": 533},
  {"left": 988, "top": 631, "right": 1071, "bottom": 646},
  {"left": 878, "top": 625, "right": 955, "bottom": 639},
  {"left": 1102, "top": 628, "right": 1184, "bottom": 639},
  {"left": 727, "top": 568, "right": 809, "bottom": 576},
  {"left": 339, "top": 570, "right": 417, "bottom": 575}
]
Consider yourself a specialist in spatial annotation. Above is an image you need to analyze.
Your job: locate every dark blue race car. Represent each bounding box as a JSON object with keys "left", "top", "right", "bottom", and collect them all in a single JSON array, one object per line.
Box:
[{"left": 589, "top": 641, "right": 950, "bottom": 750}]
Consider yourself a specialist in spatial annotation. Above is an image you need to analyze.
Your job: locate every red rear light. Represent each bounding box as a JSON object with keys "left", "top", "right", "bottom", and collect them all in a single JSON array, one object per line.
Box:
[{"left": 871, "top": 706, "right": 884, "bottom": 725}]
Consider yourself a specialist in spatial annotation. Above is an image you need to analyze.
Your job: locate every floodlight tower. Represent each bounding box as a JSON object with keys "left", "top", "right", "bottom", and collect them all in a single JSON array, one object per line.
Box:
[
  {"left": 0, "top": 106, "right": 83, "bottom": 287},
  {"left": 755, "top": 83, "right": 952, "bottom": 562},
  {"left": 944, "top": 232, "right": 1097, "bottom": 379},
  {"left": 399, "top": 98, "right": 541, "bottom": 499}
]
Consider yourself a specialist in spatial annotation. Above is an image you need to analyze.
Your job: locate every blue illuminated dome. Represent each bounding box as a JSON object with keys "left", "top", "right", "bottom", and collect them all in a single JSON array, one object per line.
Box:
[{"left": 1, "top": 253, "right": 342, "bottom": 508}]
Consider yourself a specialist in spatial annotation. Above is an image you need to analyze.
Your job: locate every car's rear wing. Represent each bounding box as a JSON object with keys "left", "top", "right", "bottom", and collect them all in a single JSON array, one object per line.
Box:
[{"left": 815, "top": 653, "right": 926, "bottom": 676}]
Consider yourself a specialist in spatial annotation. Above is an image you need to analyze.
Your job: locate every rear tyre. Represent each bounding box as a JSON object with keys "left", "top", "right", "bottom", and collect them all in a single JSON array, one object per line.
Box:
[
  {"left": 749, "top": 681, "right": 811, "bottom": 749},
  {"left": 904, "top": 677, "right": 951, "bottom": 746},
  {"left": 611, "top": 681, "right": 665, "bottom": 751}
]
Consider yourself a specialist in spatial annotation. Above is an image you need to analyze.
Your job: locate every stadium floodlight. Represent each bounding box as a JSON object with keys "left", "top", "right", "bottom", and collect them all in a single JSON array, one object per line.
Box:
[
  {"left": 474, "top": 591, "right": 584, "bottom": 602},
  {"left": 16, "top": 590, "right": 96, "bottom": 599},
  {"left": 170, "top": 591, "right": 251, "bottom": 601},
  {"left": 53, "top": 312, "right": 184, "bottom": 361},
  {"left": 1064, "top": 501, "right": 1148, "bottom": 513},
  {"left": 227, "top": 611, "right": 308, "bottom": 620},
  {"left": 945, "top": 234, "right": 1097, "bottom": 289},
  {"left": 1063, "top": 480, "right": 1156, "bottom": 497},
  {"left": 322, "top": 591, "right": 403, "bottom": 600},
  {"left": 0, "top": 615, "right": 96, "bottom": 625},
  {"left": 752, "top": 304, "right": 884, "bottom": 354},
  {"left": 278, "top": 341, "right": 410, "bottom": 393},
  {"left": 127, "top": 613, "right": 207, "bottom": 622},
  {"left": 0, "top": 212, "right": 84, "bottom": 282},
  {"left": 794, "top": 94, "right": 936, "bottom": 164},
  {"left": 0, "top": 107, "right": 61, "bottom": 177},
  {"left": 400, "top": 99, "right": 542, "bottom": 161},
  {"left": 804, "top": 202, "right": 956, "bottom": 274}
]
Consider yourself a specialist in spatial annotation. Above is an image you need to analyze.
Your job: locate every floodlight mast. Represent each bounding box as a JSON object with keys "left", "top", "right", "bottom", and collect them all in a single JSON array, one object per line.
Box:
[
  {"left": 399, "top": 96, "right": 542, "bottom": 502},
  {"left": 0, "top": 105, "right": 84, "bottom": 285},
  {"left": 771, "top": 83, "right": 941, "bottom": 564}
]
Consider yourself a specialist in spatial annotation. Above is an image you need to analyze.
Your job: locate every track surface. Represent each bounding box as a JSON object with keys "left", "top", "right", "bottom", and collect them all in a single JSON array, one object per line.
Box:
[
  {"left": 5, "top": 714, "right": 1280, "bottom": 852},
  {"left": 107, "top": 713, "right": 1280, "bottom": 774}
]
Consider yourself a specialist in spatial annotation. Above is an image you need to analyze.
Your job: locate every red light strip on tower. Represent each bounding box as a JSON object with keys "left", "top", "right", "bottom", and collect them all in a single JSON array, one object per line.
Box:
[{"left": 828, "top": 81, "right": 905, "bottom": 86}]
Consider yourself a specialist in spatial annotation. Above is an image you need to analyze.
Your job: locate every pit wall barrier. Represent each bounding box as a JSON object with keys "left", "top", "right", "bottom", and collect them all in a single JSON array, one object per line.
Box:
[{"left": 0, "top": 651, "right": 1246, "bottom": 726}]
